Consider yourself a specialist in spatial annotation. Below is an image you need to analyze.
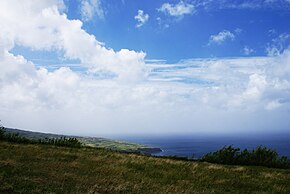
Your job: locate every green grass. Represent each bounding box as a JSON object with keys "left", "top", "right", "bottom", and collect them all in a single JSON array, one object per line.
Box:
[
  {"left": 78, "top": 137, "right": 150, "bottom": 151},
  {"left": 0, "top": 141, "right": 290, "bottom": 193}
]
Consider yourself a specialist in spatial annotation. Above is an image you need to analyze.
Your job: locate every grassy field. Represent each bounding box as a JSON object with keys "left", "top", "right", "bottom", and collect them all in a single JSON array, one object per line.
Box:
[
  {"left": 78, "top": 137, "right": 150, "bottom": 151},
  {"left": 0, "top": 141, "right": 290, "bottom": 193}
]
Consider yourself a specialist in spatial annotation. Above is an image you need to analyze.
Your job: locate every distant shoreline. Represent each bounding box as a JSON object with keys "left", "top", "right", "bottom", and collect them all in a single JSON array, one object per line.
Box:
[{"left": 3, "top": 128, "right": 162, "bottom": 154}]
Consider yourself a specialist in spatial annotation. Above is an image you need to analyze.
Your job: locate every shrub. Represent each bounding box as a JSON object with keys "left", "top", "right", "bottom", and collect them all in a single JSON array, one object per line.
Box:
[
  {"left": 201, "top": 145, "right": 290, "bottom": 168},
  {"left": 0, "top": 126, "right": 5, "bottom": 139},
  {"left": 39, "top": 137, "right": 82, "bottom": 148},
  {"left": 202, "top": 145, "right": 240, "bottom": 165},
  {"left": 0, "top": 127, "right": 82, "bottom": 148},
  {"left": 248, "top": 146, "right": 278, "bottom": 167}
]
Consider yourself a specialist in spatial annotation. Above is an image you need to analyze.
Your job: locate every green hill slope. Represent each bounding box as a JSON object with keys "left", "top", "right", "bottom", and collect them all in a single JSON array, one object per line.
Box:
[
  {"left": 0, "top": 141, "right": 289, "bottom": 193},
  {"left": 4, "top": 128, "right": 161, "bottom": 153}
]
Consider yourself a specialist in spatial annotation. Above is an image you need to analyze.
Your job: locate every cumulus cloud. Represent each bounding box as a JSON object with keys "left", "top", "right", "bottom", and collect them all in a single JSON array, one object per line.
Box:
[
  {"left": 0, "top": 0, "right": 290, "bottom": 135},
  {"left": 134, "top": 10, "right": 149, "bottom": 28},
  {"left": 1, "top": 49, "right": 290, "bottom": 135},
  {"left": 80, "top": 0, "right": 104, "bottom": 21},
  {"left": 209, "top": 30, "right": 235, "bottom": 45},
  {"left": 159, "top": 1, "right": 195, "bottom": 17},
  {"left": 0, "top": 0, "right": 146, "bottom": 82}
]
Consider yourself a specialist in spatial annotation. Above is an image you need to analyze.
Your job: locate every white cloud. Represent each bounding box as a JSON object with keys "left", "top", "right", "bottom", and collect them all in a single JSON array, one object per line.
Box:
[
  {"left": 243, "top": 46, "right": 254, "bottom": 55},
  {"left": 80, "top": 0, "right": 104, "bottom": 21},
  {"left": 159, "top": 1, "right": 195, "bottom": 17},
  {"left": 134, "top": 10, "right": 149, "bottom": 28},
  {"left": 266, "top": 33, "right": 290, "bottom": 56},
  {"left": 0, "top": 1, "right": 290, "bottom": 135},
  {"left": 209, "top": 30, "right": 235, "bottom": 45},
  {"left": 243, "top": 74, "right": 267, "bottom": 101},
  {"left": 1, "top": 48, "right": 290, "bottom": 134},
  {"left": 0, "top": 0, "right": 146, "bottom": 83},
  {"left": 234, "top": 28, "right": 243, "bottom": 34},
  {"left": 156, "top": 17, "right": 170, "bottom": 29}
]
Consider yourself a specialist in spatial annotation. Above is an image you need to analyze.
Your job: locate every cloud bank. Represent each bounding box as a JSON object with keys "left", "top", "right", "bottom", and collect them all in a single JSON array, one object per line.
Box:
[{"left": 0, "top": 0, "right": 290, "bottom": 136}]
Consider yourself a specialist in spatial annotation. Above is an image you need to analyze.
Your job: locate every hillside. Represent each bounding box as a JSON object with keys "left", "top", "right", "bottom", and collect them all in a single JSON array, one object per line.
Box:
[
  {"left": 4, "top": 128, "right": 161, "bottom": 154},
  {"left": 0, "top": 141, "right": 289, "bottom": 193}
]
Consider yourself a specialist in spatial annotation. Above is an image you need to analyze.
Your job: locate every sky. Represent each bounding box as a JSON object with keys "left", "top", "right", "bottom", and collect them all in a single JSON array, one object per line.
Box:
[{"left": 0, "top": 0, "right": 290, "bottom": 136}]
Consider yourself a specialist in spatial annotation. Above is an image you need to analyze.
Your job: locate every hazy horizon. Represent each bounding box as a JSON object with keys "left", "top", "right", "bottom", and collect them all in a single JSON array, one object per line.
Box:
[{"left": 1, "top": 0, "right": 290, "bottom": 136}]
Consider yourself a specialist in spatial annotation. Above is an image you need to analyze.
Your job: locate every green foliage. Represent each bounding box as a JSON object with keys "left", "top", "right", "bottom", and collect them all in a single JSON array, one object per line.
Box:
[
  {"left": 201, "top": 145, "right": 290, "bottom": 168},
  {"left": 1, "top": 141, "right": 290, "bottom": 193},
  {"left": 201, "top": 146, "right": 240, "bottom": 164},
  {"left": 0, "top": 126, "right": 4, "bottom": 139},
  {"left": 0, "top": 127, "right": 81, "bottom": 148},
  {"left": 4, "top": 127, "right": 151, "bottom": 152},
  {"left": 0, "top": 121, "right": 5, "bottom": 139},
  {"left": 2, "top": 133, "right": 32, "bottom": 144},
  {"left": 38, "top": 137, "right": 82, "bottom": 148}
]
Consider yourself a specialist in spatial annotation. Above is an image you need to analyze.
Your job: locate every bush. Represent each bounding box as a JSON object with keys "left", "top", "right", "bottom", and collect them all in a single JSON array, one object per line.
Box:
[
  {"left": 0, "top": 126, "right": 4, "bottom": 139},
  {"left": 39, "top": 137, "right": 82, "bottom": 148},
  {"left": 201, "top": 145, "right": 290, "bottom": 168},
  {"left": 3, "top": 133, "right": 32, "bottom": 144},
  {"left": 201, "top": 146, "right": 240, "bottom": 165}
]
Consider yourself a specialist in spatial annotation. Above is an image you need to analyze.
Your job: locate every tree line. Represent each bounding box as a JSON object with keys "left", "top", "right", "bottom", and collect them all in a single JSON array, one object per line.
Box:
[
  {"left": 201, "top": 145, "right": 290, "bottom": 169},
  {"left": 0, "top": 125, "right": 81, "bottom": 148}
]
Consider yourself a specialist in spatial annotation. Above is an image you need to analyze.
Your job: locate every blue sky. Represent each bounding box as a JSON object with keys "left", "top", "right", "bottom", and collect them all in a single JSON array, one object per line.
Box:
[
  {"left": 1, "top": 0, "right": 290, "bottom": 135},
  {"left": 63, "top": 0, "right": 290, "bottom": 62},
  {"left": 12, "top": 0, "right": 290, "bottom": 63}
]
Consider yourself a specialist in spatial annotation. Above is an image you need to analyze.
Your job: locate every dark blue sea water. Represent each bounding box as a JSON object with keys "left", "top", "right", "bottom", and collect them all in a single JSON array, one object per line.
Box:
[{"left": 115, "top": 133, "right": 290, "bottom": 158}]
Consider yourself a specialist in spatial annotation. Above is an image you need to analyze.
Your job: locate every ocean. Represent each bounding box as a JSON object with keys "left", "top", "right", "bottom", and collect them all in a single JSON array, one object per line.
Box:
[{"left": 116, "top": 133, "right": 290, "bottom": 158}]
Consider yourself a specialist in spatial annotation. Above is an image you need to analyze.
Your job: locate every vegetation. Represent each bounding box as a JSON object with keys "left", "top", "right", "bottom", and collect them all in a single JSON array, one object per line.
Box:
[
  {"left": 1, "top": 123, "right": 290, "bottom": 192},
  {"left": 201, "top": 145, "right": 290, "bottom": 169},
  {"left": 3, "top": 127, "right": 153, "bottom": 152},
  {"left": 0, "top": 141, "right": 290, "bottom": 193},
  {"left": 0, "top": 125, "right": 4, "bottom": 139},
  {"left": 0, "top": 126, "right": 81, "bottom": 148},
  {"left": 2, "top": 126, "right": 290, "bottom": 168},
  {"left": 79, "top": 136, "right": 151, "bottom": 152}
]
